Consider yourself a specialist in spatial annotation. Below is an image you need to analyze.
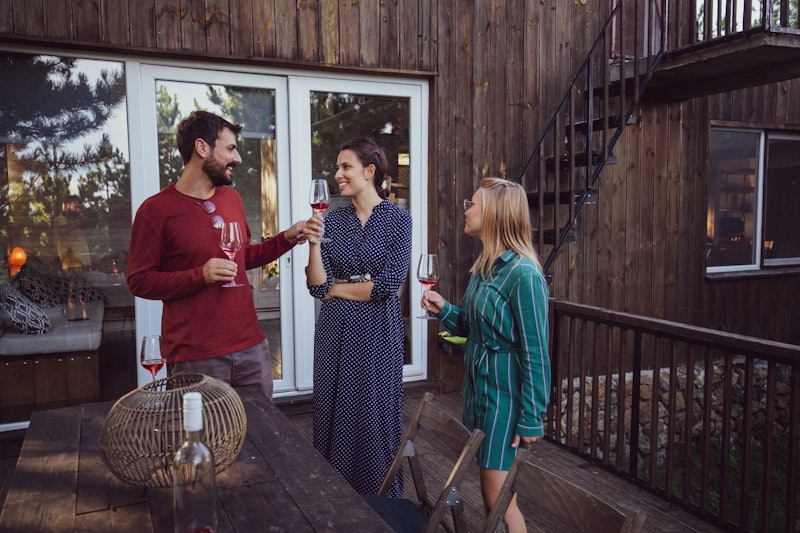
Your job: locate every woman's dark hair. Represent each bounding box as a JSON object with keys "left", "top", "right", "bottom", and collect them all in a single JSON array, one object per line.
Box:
[
  {"left": 340, "top": 137, "right": 390, "bottom": 199},
  {"left": 176, "top": 110, "right": 243, "bottom": 164}
]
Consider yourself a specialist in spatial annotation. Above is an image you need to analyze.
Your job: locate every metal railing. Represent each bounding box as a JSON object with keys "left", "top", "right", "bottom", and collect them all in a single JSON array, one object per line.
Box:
[
  {"left": 546, "top": 298, "right": 800, "bottom": 531},
  {"left": 515, "top": 0, "right": 666, "bottom": 275}
]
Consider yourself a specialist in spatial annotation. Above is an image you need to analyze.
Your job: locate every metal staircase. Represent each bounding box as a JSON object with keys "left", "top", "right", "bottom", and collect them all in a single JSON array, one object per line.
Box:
[{"left": 517, "top": 0, "right": 667, "bottom": 276}]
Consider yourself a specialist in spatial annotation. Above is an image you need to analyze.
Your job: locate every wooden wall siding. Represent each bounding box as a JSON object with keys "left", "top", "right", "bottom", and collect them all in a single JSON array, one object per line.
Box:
[
  {"left": 565, "top": 80, "right": 800, "bottom": 346},
  {"left": 664, "top": 0, "right": 694, "bottom": 51}
]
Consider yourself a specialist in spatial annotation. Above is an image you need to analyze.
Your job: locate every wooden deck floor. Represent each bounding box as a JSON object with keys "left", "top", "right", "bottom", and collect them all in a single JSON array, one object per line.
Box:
[
  {"left": 282, "top": 390, "right": 723, "bottom": 533},
  {"left": 0, "top": 389, "right": 724, "bottom": 532}
]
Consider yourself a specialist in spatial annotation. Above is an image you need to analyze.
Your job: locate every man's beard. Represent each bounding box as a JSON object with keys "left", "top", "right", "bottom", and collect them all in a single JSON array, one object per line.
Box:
[{"left": 204, "top": 155, "right": 235, "bottom": 186}]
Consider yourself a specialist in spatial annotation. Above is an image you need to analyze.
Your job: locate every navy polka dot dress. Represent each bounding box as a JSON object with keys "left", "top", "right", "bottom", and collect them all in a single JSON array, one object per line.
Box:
[{"left": 307, "top": 199, "right": 412, "bottom": 498}]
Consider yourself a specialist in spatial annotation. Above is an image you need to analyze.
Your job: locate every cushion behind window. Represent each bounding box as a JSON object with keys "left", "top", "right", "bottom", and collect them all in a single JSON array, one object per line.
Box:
[
  {"left": 66, "top": 275, "right": 106, "bottom": 303},
  {"left": 15, "top": 269, "right": 66, "bottom": 308},
  {"left": 0, "top": 283, "right": 51, "bottom": 334}
]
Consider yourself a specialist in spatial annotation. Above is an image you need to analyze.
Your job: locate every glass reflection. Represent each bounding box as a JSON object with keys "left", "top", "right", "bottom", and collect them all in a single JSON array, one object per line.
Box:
[
  {"left": 309, "top": 92, "right": 412, "bottom": 362},
  {"left": 155, "top": 81, "right": 282, "bottom": 377},
  {"left": 1, "top": 53, "right": 130, "bottom": 276}
]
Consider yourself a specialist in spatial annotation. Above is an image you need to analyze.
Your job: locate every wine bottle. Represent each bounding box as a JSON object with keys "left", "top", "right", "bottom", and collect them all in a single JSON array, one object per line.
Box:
[{"left": 173, "top": 392, "right": 218, "bottom": 533}]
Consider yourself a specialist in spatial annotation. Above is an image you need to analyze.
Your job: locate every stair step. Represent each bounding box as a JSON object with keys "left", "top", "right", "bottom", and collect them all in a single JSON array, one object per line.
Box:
[
  {"left": 534, "top": 227, "right": 576, "bottom": 245},
  {"left": 527, "top": 190, "right": 577, "bottom": 207},
  {"left": 527, "top": 188, "right": 598, "bottom": 208},
  {"left": 545, "top": 152, "right": 607, "bottom": 172},
  {"left": 567, "top": 115, "right": 637, "bottom": 135},
  {"left": 592, "top": 72, "right": 649, "bottom": 98}
]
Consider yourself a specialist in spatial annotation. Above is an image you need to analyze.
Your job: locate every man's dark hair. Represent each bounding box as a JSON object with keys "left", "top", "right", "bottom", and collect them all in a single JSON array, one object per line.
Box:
[{"left": 176, "top": 110, "right": 243, "bottom": 164}]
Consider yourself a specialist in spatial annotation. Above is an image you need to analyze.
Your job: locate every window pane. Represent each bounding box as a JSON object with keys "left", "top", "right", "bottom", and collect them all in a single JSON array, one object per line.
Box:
[
  {"left": 310, "top": 93, "right": 411, "bottom": 209},
  {"left": 309, "top": 92, "right": 412, "bottom": 362},
  {"left": 0, "top": 52, "right": 134, "bottom": 422},
  {"left": 707, "top": 129, "right": 759, "bottom": 268},
  {"left": 155, "top": 81, "right": 283, "bottom": 376},
  {"left": 764, "top": 135, "right": 800, "bottom": 265}
]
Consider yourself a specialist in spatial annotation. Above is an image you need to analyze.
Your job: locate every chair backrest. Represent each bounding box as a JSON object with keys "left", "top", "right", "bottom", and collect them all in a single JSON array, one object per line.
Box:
[
  {"left": 482, "top": 450, "right": 647, "bottom": 533},
  {"left": 377, "top": 392, "right": 485, "bottom": 533}
]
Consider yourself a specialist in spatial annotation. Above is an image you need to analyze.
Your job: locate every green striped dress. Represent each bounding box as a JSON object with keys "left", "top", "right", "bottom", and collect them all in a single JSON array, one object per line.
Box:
[{"left": 436, "top": 250, "right": 551, "bottom": 470}]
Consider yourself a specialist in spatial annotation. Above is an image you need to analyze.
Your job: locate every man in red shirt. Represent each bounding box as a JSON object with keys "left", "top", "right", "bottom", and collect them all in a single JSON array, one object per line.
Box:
[{"left": 127, "top": 111, "right": 306, "bottom": 397}]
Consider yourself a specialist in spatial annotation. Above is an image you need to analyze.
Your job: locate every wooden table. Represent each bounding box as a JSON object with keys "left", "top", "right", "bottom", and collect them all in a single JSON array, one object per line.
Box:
[{"left": 0, "top": 386, "right": 393, "bottom": 532}]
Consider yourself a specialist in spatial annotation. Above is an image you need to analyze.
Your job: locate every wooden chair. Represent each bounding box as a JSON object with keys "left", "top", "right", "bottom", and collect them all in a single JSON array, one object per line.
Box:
[
  {"left": 364, "top": 391, "right": 485, "bottom": 533},
  {"left": 482, "top": 450, "right": 647, "bottom": 533}
]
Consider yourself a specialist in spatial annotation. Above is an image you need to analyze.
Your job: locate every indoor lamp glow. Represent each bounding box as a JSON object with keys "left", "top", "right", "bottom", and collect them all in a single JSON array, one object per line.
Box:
[{"left": 8, "top": 246, "right": 27, "bottom": 275}]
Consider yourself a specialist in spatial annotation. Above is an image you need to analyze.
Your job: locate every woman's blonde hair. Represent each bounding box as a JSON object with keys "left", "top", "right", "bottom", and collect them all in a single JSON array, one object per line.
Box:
[{"left": 471, "top": 177, "right": 542, "bottom": 277}]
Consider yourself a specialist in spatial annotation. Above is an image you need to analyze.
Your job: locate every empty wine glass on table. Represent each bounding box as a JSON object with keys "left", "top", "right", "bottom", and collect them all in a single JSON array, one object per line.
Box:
[
  {"left": 219, "top": 221, "right": 244, "bottom": 287},
  {"left": 417, "top": 254, "right": 439, "bottom": 320},
  {"left": 309, "top": 179, "right": 332, "bottom": 243},
  {"left": 140, "top": 335, "right": 165, "bottom": 385}
]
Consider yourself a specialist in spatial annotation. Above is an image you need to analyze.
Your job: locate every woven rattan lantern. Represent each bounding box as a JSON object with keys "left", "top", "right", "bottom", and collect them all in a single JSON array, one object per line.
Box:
[{"left": 98, "top": 374, "right": 247, "bottom": 488}]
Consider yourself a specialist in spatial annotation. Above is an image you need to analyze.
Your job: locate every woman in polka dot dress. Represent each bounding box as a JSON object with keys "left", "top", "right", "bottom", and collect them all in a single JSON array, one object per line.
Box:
[{"left": 303, "top": 138, "right": 412, "bottom": 498}]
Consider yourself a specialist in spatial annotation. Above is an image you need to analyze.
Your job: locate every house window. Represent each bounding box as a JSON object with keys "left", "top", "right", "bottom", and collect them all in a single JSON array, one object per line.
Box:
[
  {"left": 0, "top": 51, "right": 135, "bottom": 426},
  {"left": 707, "top": 127, "right": 800, "bottom": 272}
]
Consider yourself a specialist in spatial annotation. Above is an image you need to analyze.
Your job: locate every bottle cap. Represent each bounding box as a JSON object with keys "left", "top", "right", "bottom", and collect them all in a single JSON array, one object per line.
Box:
[
  {"left": 183, "top": 391, "right": 202, "bottom": 411},
  {"left": 183, "top": 392, "right": 203, "bottom": 431}
]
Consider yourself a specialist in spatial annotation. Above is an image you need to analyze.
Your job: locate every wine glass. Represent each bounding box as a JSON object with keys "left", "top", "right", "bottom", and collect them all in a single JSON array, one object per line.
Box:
[
  {"left": 219, "top": 221, "right": 244, "bottom": 287},
  {"left": 417, "top": 254, "right": 439, "bottom": 319},
  {"left": 309, "top": 179, "right": 332, "bottom": 243},
  {"left": 140, "top": 335, "right": 165, "bottom": 385}
]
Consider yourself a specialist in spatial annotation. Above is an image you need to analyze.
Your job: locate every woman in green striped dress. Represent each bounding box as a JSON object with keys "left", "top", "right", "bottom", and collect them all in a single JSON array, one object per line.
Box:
[{"left": 422, "top": 177, "right": 551, "bottom": 533}]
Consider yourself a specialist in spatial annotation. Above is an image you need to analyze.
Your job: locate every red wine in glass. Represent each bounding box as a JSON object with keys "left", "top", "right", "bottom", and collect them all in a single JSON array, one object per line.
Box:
[
  {"left": 417, "top": 254, "right": 440, "bottom": 319},
  {"left": 310, "top": 201, "right": 329, "bottom": 214},
  {"left": 219, "top": 221, "right": 244, "bottom": 287},
  {"left": 142, "top": 360, "right": 165, "bottom": 377},
  {"left": 309, "top": 179, "right": 332, "bottom": 243},
  {"left": 418, "top": 277, "right": 438, "bottom": 291},
  {"left": 140, "top": 335, "right": 165, "bottom": 385}
]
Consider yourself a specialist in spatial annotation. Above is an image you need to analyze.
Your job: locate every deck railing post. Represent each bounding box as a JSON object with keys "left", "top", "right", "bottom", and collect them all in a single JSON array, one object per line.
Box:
[{"left": 629, "top": 330, "right": 642, "bottom": 478}]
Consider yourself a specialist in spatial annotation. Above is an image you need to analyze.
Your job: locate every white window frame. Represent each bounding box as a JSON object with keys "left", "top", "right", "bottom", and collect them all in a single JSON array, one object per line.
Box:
[
  {"left": 706, "top": 127, "right": 765, "bottom": 274},
  {"left": 762, "top": 132, "right": 800, "bottom": 268},
  {"left": 0, "top": 46, "right": 430, "bottom": 403},
  {"left": 134, "top": 64, "right": 300, "bottom": 390}
]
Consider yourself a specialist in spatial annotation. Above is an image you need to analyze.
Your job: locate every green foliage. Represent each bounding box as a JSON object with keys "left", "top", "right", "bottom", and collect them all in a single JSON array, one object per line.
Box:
[
  {"left": 644, "top": 434, "right": 799, "bottom": 531},
  {"left": 0, "top": 54, "right": 124, "bottom": 144},
  {"left": 1, "top": 52, "right": 129, "bottom": 264},
  {"left": 309, "top": 92, "right": 409, "bottom": 193},
  {"left": 156, "top": 85, "right": 183, "bottom": 185}
]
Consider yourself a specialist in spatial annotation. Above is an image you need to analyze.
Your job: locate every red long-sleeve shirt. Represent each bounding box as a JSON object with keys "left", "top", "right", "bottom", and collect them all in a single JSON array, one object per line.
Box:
[{"left": 127, "top": 183, "right": 294, "bottom": 363}]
